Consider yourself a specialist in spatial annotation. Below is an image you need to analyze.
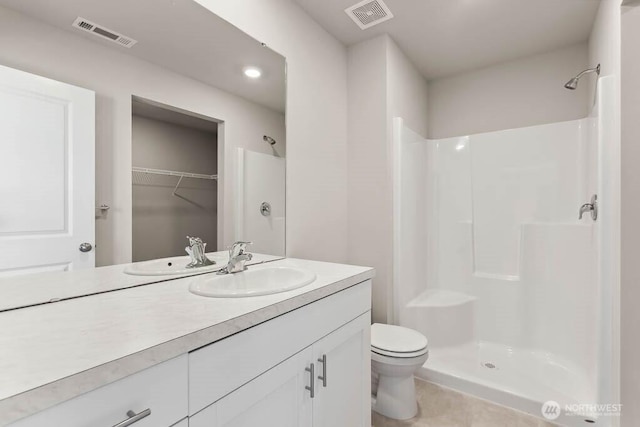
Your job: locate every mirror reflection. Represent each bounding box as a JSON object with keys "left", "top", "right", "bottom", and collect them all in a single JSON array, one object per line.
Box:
[{"left": 0, "top": 0, "right": 286, "bottom": 300}]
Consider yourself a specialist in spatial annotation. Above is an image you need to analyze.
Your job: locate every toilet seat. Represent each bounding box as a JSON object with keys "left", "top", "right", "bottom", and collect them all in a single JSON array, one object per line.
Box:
[
  {"left": 371, "top": 323, "right": 428, "bottom": 358},
  {"left": 371, "top": 347, "right": 428, "bottom": 358}
]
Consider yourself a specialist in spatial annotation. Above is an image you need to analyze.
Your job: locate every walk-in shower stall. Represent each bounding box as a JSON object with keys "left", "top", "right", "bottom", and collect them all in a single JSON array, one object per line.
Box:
[{"left": 393, "top": 76, "right": 618, "bottom": 426}]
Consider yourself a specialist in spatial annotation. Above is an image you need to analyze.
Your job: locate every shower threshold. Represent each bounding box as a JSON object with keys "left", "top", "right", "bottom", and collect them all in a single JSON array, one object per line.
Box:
[{"left": 417, "top": 341, "right": 600, "bottom": 427}]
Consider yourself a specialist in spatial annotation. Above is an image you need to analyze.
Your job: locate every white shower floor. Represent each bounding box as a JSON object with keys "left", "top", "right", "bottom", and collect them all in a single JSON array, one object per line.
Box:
[{"left": 418, "top": 341, "right": 600, "bottom": 426}]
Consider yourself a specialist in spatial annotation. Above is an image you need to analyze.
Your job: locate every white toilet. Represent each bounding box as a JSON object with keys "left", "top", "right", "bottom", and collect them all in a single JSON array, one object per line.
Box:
[{"left": 371, "top": 323, "right": 429, "bottom": 420}]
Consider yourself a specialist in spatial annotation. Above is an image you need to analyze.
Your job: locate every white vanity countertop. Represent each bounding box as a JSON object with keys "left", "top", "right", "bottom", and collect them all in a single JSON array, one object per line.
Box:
[
  {"left": 0, "top": 258, "right": 374, "bottom": 425},
  {"left": 0, "top": 252, "right": 282, "bottom": 312}
]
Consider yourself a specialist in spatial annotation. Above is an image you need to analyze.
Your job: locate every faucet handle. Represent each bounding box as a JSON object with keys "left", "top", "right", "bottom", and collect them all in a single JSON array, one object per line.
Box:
[
  {"left": 229, "top": 241, "right": 253, "bottom": 256},
  {"left": 186, "top": 236, "right": 204, "bottom": 247}
]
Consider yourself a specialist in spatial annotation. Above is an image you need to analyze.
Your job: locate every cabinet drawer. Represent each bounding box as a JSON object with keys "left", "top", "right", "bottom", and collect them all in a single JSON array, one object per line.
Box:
[
  {"left": 189, "top": 280, "right": 371, "bottom": 415},
  {"left": 11, "top": 355, "right": 188, "bottom": 427}
]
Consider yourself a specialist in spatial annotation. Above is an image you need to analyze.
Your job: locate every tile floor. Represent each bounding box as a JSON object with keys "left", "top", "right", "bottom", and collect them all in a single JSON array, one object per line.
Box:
[{"left": 372, "top": 379, "right": 559, "bottom": 427}]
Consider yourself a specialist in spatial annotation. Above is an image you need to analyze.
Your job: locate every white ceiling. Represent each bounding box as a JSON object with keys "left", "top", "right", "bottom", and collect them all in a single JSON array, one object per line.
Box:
[
  {"left": 0, "top": 0, "right": 286, "bottom": 112},
  {"left": 293, "top": 0, "right": 601, "bottom": 80}
]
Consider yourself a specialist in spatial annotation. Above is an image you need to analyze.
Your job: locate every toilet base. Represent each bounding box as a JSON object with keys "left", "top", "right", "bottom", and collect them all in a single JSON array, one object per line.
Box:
[{"left": 373, "top": 373, "right": 418, "bottom": 420}]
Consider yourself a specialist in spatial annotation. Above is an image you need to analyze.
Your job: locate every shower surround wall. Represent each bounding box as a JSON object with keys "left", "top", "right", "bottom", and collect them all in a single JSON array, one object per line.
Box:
[
  {"left": 394, "top": 80, "right": 613, "bottom": 425},
  {"left": 236, "top": 149, "right": 286, "bottom": 256},
  {"left": 396, "top": 118, "right": 595, "bottom": 348},
  {"left": 402, "top": 118, "right": 597, "bottom": 365}
]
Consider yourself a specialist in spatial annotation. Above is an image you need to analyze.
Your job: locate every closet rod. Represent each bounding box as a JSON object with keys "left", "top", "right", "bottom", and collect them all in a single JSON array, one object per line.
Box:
[{"left": 132, "top": 166, "right": 217, "bottom": 180}]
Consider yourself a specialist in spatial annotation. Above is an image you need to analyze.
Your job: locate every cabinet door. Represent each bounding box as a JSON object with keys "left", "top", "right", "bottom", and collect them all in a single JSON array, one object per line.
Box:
[
  {"left": 190, "top": 347, "right": 313, "bottom": 427},
  {"left": 312, "top": 313, "right": 371, "bottom": 427}
]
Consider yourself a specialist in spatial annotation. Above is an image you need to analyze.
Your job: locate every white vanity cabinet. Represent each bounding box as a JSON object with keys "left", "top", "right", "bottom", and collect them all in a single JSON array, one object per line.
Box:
[
  {"left": 9, "top": 280, "right": 372, "bottom": 427},
  {"left": 189, "top": 314, "right": 370, "bottom": 427},
  {"left": 312, "top": 314, "right": 370, "bottom": 427},
  {"left": 189, "top": 282, "right": 371, "bottom": 427}
]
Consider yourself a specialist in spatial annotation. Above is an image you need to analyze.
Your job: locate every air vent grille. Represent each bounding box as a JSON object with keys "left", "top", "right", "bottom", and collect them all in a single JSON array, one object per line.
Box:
[
  {"left": 345, "top": 0, "right": 394, "bottom": 30},
  {"left": 72, "top": 17, "right": 137, "bottom": 48},
  {"left": 77, "top": 20, "right": 94, "bottom": 31}
]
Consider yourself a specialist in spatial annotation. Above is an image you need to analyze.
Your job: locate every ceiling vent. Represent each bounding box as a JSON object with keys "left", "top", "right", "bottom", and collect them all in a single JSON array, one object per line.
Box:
[
  {"left": 345, "top": 0, "right": 394, "bottom": 30},
  {"left": 72, "top": 17, "right": 137, "bottom": 48}
]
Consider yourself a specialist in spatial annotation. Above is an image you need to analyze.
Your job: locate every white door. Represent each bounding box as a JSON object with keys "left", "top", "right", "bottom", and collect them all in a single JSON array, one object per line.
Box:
[
  {"left": 0, "top": 64, "right": 95, "bottom": 276},
  {"left": 189, "top": 347, "right": 313, "bottom": 427},
  {"left": 313, "top": 313, "right": 371, "bottom": 427}
]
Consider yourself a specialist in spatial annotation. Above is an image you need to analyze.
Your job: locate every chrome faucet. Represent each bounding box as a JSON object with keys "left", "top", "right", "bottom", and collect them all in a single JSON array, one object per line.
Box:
[
  {"left": 185, "top": 236, "right": 215, "bottom": 268},
  {"left": 218, "top": 241, "right": 253, "bottom": 274},
  {"left": 579, "top": 195, "right": 598, "bottom": 221}
]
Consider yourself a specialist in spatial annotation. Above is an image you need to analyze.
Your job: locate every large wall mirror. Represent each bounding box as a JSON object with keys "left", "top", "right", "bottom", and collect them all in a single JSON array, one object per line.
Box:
[{"left": 0, "top": 0, "right": 286, "bottom": 309}]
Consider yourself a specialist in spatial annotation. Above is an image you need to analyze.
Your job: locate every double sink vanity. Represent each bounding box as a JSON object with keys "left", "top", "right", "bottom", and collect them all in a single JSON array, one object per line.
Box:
[{"left": 0, "top": 249, "right": 374, "bottom": 427}]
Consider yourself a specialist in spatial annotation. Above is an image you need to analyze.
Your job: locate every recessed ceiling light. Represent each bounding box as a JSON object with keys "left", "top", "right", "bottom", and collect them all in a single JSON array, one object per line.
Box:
[{"left": 243, "top": 67, "right": 262, "bottom": 79}]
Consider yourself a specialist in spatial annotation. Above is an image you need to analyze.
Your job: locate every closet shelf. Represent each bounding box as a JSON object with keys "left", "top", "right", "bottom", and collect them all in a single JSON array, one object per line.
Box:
[{"left": 132, "top": 167, "right": 217, "bottom": 180}]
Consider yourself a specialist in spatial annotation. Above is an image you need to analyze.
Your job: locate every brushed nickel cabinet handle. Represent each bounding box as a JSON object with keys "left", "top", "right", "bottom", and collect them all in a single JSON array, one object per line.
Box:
[
  {"left": 318, "top": 354, "right": 327, "bottom": 387},
  {"left": 112, "top": 409, "right": 151, "bottom": 427},
  {"left": 305, "top": 363, "right": 315, "bottom": 398}
]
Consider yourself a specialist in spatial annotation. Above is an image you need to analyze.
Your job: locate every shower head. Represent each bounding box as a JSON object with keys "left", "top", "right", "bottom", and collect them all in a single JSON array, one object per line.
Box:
[
  {"left": 564, "top": 77, "right": 580, "bottom": 90},
  {"left": 564, "top": 64, "right": 600, "bottom": 90}
]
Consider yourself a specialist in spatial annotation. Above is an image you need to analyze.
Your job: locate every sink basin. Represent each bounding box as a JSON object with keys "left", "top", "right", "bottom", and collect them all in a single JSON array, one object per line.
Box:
[
  {"left": 189, "top": 266, "right": 317, "bottom": 298},
  {"left": 124, "top": 254, "right": 226, "bottom": 276}
]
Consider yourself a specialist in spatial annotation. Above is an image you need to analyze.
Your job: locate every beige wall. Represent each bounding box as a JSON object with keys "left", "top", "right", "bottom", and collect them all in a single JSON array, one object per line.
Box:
[
  {"left": 387, "top": 38, "right": 429, "bottom": 139},
  {"left": 590, "top": 0, "right": 623, "bottom": 103},
  {"left": 0, "top": 7, "right": 285, "bottom": 266},
  {"left": 132, "top": 116, "right": 217, "bottom": 262},
  {"left": 195, "top": 0, "right": 350, "bottom": 263},
  {"left": 621, "top": 4, "right": 638, "bottom": 425},
  {"left": 347, "top": 35, "right": 428, "bottom": 323},
  {"left": 427, "top": 43, "right": 589, "bottom": 139},
  {"left": 348, "top": 36, "right": 389, "bottom": 324}
]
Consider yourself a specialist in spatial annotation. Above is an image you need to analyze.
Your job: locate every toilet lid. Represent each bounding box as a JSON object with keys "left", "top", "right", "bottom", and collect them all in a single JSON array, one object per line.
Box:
[{"left": 371, "top": 323, "right": 428, "bottom": 353}]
